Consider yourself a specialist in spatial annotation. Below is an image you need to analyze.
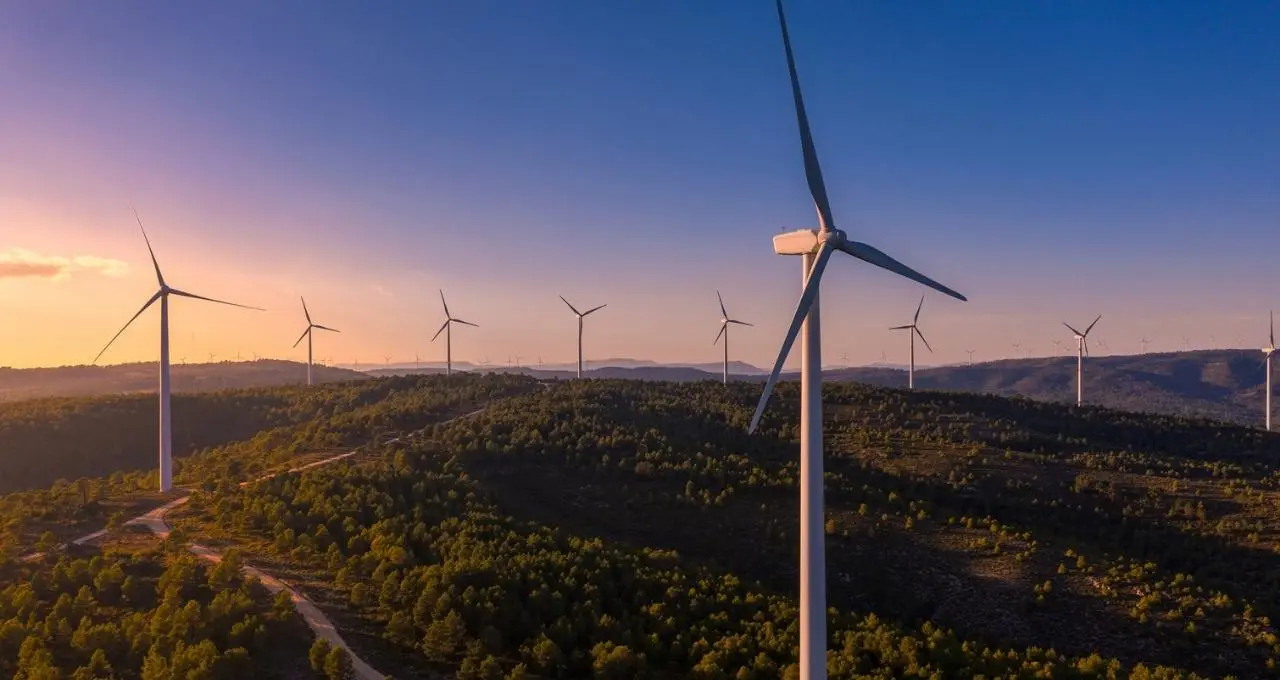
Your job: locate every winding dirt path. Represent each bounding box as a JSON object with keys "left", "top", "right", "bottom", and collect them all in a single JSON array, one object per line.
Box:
[{"left": 18, "top": 405, "right": 493, "bottom": 680}]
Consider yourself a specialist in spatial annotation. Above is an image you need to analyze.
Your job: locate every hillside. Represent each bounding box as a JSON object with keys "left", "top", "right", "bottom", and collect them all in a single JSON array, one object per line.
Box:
[
  {"left": 826, "top": 349, "right": 1271, "bottom": 426},
  {"left": 0, "top": 359, "right": 366, "bottom": 402},
  {"left": 148, "top": 379, "right": 1280, "bottom": 678}
]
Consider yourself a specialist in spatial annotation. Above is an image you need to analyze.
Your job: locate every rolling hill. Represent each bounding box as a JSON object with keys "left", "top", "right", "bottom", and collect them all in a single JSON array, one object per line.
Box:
[{"left": 0, "top": 359, "right": 366, "bottom": 402}]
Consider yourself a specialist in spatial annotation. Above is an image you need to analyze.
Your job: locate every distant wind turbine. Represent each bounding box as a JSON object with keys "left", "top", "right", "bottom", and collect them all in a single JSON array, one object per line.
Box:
[
  {"left": 561, "top": 296, "right": 606, "bottom": 379},
  {"left": 1012, "top": 342, "right": 1022, "bottom": 359},
  {"left": 1263, "top": 312, "right": 1276, "bottom": 431},
  {"left": 1063, "top": 314, "right": 1101, "bottom": 406},
  {"left": 713, "top": 291, "right": 753, "bottom": 385},
  {"left": 890, "top": 296, "right": 933, "bottom": 390},
  {"left": 966, "top": 349, "right": 975, "bottom": 366},
  {"left": 292, "top": 297, "right": 340, "bottom": 386},
  {"left": 93, "top": 208, "right": 262, "bottom": 492},
  {"left": 1140, "top": 337, "right": 1150, "bottom": 354},
  {"left": 431, "top": 290, "right": 476, "bottom": 376},
  {"left": 746, "top": 3, "right": 967, "bottom": 678}
]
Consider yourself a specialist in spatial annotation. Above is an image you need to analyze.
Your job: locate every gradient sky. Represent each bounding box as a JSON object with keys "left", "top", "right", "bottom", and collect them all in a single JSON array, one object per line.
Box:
[{"left": 2, "top": 1, "right": 1278, "bottom": 370}]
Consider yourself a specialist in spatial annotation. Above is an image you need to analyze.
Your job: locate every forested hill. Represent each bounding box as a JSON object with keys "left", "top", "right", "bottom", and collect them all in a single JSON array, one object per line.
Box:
[
  {"left": 0, "top": 373, "right": 534, "bottom": 494},
  {"left": 826, "top": 349, "right": 1270, "bottom": 426},
  {"left": 0, "top": 359, "right": 366, "bottom": 402},
  {"left": 166, "top": 379, "right": 1280, "bottom": 678}
]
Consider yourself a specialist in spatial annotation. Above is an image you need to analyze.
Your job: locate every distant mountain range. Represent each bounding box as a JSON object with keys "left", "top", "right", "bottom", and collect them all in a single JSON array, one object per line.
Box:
[
  {"left": 4, "top": 350, "right": 1272, "bottom": 426},
  {"left": 373, "top": 350, "right": 1271, "bottom": 426},
  {"left": 0, "top": 360, "right": 365, "bottom": 402}
]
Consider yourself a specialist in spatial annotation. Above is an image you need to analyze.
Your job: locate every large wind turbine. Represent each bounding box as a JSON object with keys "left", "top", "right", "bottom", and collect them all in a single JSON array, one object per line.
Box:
[
  {"left": 713, "top": 290, "right": 753, "bottom": 385},
  {"left": 94, "top": 210, "right": 262, "bottom": 492},
  {"left": 293, "top": 297, "right": 340, "bottom": 386},
  {"left": 431, "top": 290, "right": 476, "bottom": 375},
  {"left": 1063, "top": 314, "right": 1101, "bottom": 406},
  {"left": 1263, "top": 311, "right": 1276, "bottom": 431},
  {"left": 889, "top": 295, "right": 932, "bottom": 389},
  {"left": 747, "top": 3, "right": 966, "bottom": 679},
  {"left": 560, "top": 296, "right": 606, "bottom": 379}
]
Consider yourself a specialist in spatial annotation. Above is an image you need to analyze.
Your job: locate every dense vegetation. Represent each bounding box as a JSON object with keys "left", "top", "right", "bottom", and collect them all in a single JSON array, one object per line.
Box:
[
  {"left": 8, "top": 373, "right": 1280, "bottom": 677},
  {"left": 168, "top": 379, "right": 1280, "bottom": 678},
  {"left": 0, "top": 374, "right": 539, "bottom": 557},
  {"left": 0, "top": 541, "right": 313, "bottom": 678}
]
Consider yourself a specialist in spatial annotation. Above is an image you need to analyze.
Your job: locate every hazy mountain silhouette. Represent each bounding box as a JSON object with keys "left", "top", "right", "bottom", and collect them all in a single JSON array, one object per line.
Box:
[
  {"left": 821, "top": 349, "right": 1271, "bottom": 426},
  {"left": 0, "top": 360, "right": 366, "bottom": 402},
  {"left": 5, "top": 350, "right": 1272, "bottom": 425}
]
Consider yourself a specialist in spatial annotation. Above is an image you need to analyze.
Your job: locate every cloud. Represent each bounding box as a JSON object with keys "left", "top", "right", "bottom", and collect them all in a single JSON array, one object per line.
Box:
[{"left": 0, "top": 249, "right": 129, "bottom": 281}]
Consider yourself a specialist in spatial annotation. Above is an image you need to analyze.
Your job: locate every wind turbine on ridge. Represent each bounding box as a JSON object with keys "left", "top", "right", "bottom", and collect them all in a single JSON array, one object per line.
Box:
[
  {"left": 713, "top": 291, "right": 753, "bottom": 385},
  {"left": 292, "top": 297, "right": 340, "bottom": 386},
  {"left": 431, "top": 290, "right": 476, "bottom": 376},
  {"left": 889, "top": 295, "right": 933, "bottom": 390},
  {"left": 1063, "top": 314, "right": 1101, "bottom": 407},
  {"left": 560, "top": 296, "right": 606, "bottom": 379},
  {"left": 1262, "top": 311, "right": 1276, "bottom": 431},
  {"left": 94, "top": 208, "right": 262, "bottom": 492},
  {"left": 747, "top": 3, "right": 967, "bottom": 678}
]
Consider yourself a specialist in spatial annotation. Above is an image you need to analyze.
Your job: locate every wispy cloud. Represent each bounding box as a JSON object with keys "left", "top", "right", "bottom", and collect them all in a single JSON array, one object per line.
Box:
[{"left": 0, "top": 249, "right": 129, "bottom": 280}]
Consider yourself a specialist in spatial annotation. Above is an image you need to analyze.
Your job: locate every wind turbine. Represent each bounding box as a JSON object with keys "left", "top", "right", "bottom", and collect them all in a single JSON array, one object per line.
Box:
[
  {"left": 1140, "top": 337, "right": 1151, "bottom": 354},
  {"left": 560, "top": 296, "right": 606, "bottom": 379},
  {"left": 293, "top": 297, "right": 340, "bottom": 386},
  {"left": 1012, "top": 342, "right": 1022, "bottom": 359},
  {"left": 1263, "top": 311, "right": 1276, "bottom": 431},
  {"left": 966, "top": 349, "right": 975, "bottom": 366},
  {"left": 889, "top": 296, "right": 933, "bottom": 390},
  {"left": 1063, "top": 314, "right": 1101, "bottom": 407},
  {"left": 93, "top": 209, "right": 262, "bottom": 492},
  {"left": 747, "top": 3, "right": 966, "bottom": 679},
  {"left": 714, "top": 291, "right": 753, "bottom": 385},
  {"left": 431, "top": 290, "right": 476, "bottom": 376}
]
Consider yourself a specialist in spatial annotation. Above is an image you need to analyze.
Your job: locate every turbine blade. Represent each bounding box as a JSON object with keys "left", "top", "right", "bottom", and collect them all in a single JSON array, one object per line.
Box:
[
  {"left": 748, "top": 242, "right": 832, "bottom": 434},
  {"left": 292, "top": 327, "right": 311, "bottom": 348},
  {"left": 168, "top": 288, "right": 264, "bottom": 311},
  {"left": 836, "top": 241, "right": 966, "bottom": 301},
  {"left": 430, "top": 320, "right": 449, "bottom": 342},
  {"left": 1271, "top": 310, "right": 1274, "bottom": 347},
  {"left": 453, "top": 319, "right": 478, "bottom": 327},
  {"left": 1085, "top": 314, "right": 1102, "bottom": 336},
  {"left": 775, "top": 0, "right": 835, "bottom": 233},
  {"left": 728, "top": 319, "right": 753, "bottom": 326},
  {"left": 914, "top": 294, "right": 924, "bottom": 324},
  {"left": 301, "top": 296, "right": 312, "bottom": 324},
  {"left": 1063, "top": 322, "right": 1084, "bottom": 337},
  {"left": 559, "top": 295, "right": 581, "bottom": 316},
  {"left": 714, "top": 325, "right": 726, "bottom": 345},
  {"left": 439, "top": 289, "right": 451, "bottom": 319},
  {"left": 312, "top": 324, "right": 341, "bottom": 333},
  {"left": 889, "top": 325, "right": 913, "bottom": 330},
  {"left": 915, "top": 326, "right": 934, "bottom": 353},
  {"left": 717, "top": 290, "right": 728, "bottom": 319},
  {"left": 583, "top": 304, "right": 607, "bottom": 316},
  {"left": 94, "top": 291, "right": 161, "bottom": 363},
  {"left": 1084, "top": 338, "right": 1090, "bottom": 357},
  {"left": 130, "top": 204, "right": 166, "bottom": 287}
]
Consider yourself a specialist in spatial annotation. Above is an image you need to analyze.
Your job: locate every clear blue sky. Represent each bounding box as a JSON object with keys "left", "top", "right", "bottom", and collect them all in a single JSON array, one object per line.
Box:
[{"left": 1, "top": 1, "right": 1277, "bottom": 368}]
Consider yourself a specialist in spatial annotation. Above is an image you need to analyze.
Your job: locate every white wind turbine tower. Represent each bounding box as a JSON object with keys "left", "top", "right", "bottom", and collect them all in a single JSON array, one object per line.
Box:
[
  {"left": 293, "top": 297, "right": 340, "bottom": 386},
  {"left": 560, "top": 296, "right": 606, "bottom": 379},
  {"left": 431, "top": 290, "right": 477, "bottom": 376},
  {"left": 94, "top": 210, "right": 262, "bottom": 492},
  {"left": 713, "top": 290, "right": 753, "bottom": 385},
  {"left": 889, "top": 295, "right": 933, "bottom": 390},
  {"left": 1262, "top": 311, "right": 1276, "bottom": 431},
  {"left": 1063, "top": 314, "right": 1101, "bottom": 407},
  {"left": 748, "top": 3, "right": 966, "bottom": 678}
]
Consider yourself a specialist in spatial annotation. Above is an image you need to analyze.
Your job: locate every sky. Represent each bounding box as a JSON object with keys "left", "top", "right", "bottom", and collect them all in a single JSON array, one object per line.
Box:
[{"left": 2, "top": 1, "right": 1278, "bottom": 371}]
